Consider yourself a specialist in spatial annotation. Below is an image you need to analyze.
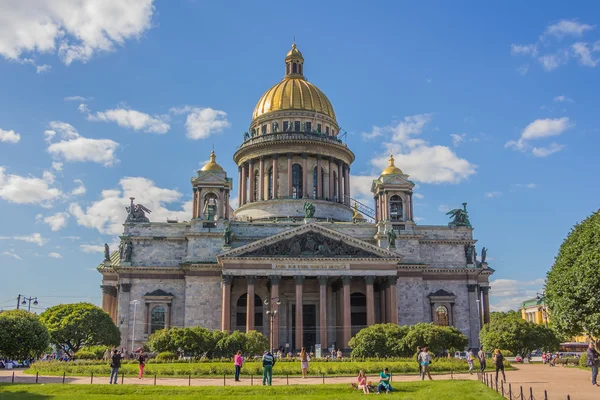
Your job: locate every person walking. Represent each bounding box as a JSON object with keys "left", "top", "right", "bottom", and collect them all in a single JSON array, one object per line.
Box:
[
  {"left": 478, "top": 347, "right": 487, "bottom": 373},
  {"left": 416, "top": 346, "right": 422, "bottom": 376},
  {"left": 586, "top": 343, "right": 599, "bottom": 386},
  {"left": 300, "top": 347, "right": 310, "bottom": 378},
  {"left": 262, "top": 350, "right": 275, "bottom": 386},
  {"left": 109, "top": 349, "right": 121, "bottom": 384},
  {"left": 493, "top": 349, "right": 506, "bottom": 383},
  {"left": 137, "top": 352, "right": 146, "bottom": 379},
  {"left": 418, "top": 346, "right": 433, "bottom": 380},
  {"left": 234, "top": 350, "right": 243, "bottom": 382},
  {"left": 467, "top": 349, "right": 475, "bottom": 374}
]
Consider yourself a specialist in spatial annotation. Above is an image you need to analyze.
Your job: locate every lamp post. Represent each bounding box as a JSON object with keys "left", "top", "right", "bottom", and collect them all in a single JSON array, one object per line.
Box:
[
  {"left": 131, "top": 300, "right": 139, "bottom": 353},
  {"left": 264, "top": 297, "right": 281, "bottom": 353},
  {"left": 17, "top": 294, "right": 38, "bottom": 311}
]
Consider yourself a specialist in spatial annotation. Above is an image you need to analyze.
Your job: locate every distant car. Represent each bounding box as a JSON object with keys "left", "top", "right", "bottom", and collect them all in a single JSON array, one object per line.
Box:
[{"left": 454, "top": 351, "right": 468, "bottom": 360}]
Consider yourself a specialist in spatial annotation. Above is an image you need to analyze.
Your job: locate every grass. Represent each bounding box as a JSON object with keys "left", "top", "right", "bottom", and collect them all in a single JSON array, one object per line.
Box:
[
  {"left": 26, "top": 360, "right": 510, "bottom": 378},
  {"left": 0, "top": 381, "right": 504, "bottom": 399}
]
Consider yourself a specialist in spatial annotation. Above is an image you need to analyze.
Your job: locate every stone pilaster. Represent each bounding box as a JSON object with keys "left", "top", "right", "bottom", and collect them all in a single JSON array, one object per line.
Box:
[
  {"left": 467, "top": 284, "right": 480, "bottom": 347},
  {"left": 318, "top": 276, "right": 328, "bottom": 349},
  {"left": 387, "top": 276, "right": 398, "bottom": 325},
  {"left": 364, "top": 276, "right": 376, "bottom": 326},
  {"left": 341, "top": 276, "right": 352, "bottom": 349},
  {"left": 221, "top": 275, "right": 233, "bottom": 332},
  {"left": 482, "top": 286, "right": 491, "bottom": 325},
  {"left": 294, "top": 275, "right": 305, "bottom": 351},
  {"left": 246, "top": 276, "right": 256, "bottom": 332},
  {"left": 270, "top": 275, "right": 281, "bottom": 350}
]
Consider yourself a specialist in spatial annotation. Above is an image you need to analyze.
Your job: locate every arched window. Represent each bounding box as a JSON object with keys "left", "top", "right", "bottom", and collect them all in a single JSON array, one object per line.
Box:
[
  {"left": 253, "top": 171, "right": 259, "bottom": 201},
  {"left": 351, "top": 293, "right": 367, "bottom": 336},
  {"left": 150, "top": 306, "right": 166, "bottom": 334},
  {"left": 389, "top": 195, "right": 403, "bottom": 221},
  {"left": 292, "top": 63, "right": 297, "bottom": 73},
  {"left": 268, "top": 167, "right": 273, "bottom": 199},
  {"left": 292, "top": 164, "right": 303, "bottom": 199},
  {"left": 203, "top": 193, "right": 218, "bottom": 220},
  {"left": 435, "top": 305, "right": 449, "bottom": 326},
  {"left": 235, "top": 293, "right": 263, "bottom": 329}
]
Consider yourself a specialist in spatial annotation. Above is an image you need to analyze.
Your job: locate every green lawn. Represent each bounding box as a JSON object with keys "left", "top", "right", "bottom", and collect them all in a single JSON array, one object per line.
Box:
[{"left": 0, "top": 381, "right": 503, "bottom": 399}]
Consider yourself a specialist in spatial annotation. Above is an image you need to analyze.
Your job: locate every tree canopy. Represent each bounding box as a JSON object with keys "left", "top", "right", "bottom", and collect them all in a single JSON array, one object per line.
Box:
[
  {"left": 0, "top": 310, "right": 50, "bottom": 360},
  {"left": 480, "top": 311, "right": 560, "bottom": 356},
  {"left": 545, "top": 209, "right": 600, "bottom": 339},
  {"left": 39, "top": 303, "right": 120, "bottom": 356}
]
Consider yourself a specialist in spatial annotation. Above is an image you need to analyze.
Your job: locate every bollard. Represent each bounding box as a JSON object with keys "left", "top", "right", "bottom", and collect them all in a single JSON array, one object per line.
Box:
[
  {"left": 251, "top": 374, "right": 253, "bottom": 386},
  {"left": 121, "top": 373, "right": 124, "bottom": 385},
  {"left": 544, "top": 390, "right": 547, "bottom": 400},
  {"left": 530, "top": 387, "right": 533, "bottom": 400},
  {"left": 567, "top": 396, "right": 570, "bottom": 400},
  {"left": 223, "top": 374, "right": 226, "bottom": 386},
  {"left": 189, "top": 375, "right": 191, "bottom": 387},
  {"left": 509, "top": 383, "right": 512, "bottom": 398},
  {"left": 154, "top": 374, "right": 157, "bottom": 386},
  {"left": 501, "top": 380, "right": 504, "bottom": 396},
  {"left": 11, "top": 371, "right": 14, "bottom": 383},
  {"left": 286, "top": 374, "right": 289, "bottom": 385},
  {"left": 36, "top": 372, "right": 39, "bottom": 384},
  {"left": 496, "top": 379, "right": 499, "bottom": 393},
  {"left": 451, "top": 370, "right": 453, "bottom": 380},
  {"left": 62, "top": 372, "right": 66, "bottom": 384},
  {"left": 322, "top": 373, "right": 325, "bottom": 384},
  {"left": 91, "top": 372, "right": 93, "bottom": 384},
  {"left": 520, "top": 386, "right": 524, "bottom": 400}
]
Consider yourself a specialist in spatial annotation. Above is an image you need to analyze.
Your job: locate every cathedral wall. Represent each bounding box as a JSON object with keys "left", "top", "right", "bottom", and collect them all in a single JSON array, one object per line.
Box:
[
  {"left": 186, "top": 236, "right": 225, "bottom": 262},
  {"left": 394, "top": 239, "right": 421, "bottom": 263},
  {"left": 416, "top": 226, "right": 473, "bottom": 241},
  {"left": 234, "top": 199, "right": 353, "bottom": 221},
  {"left": 124, "top": 222, "right": 188, "bottom": 237},
  {"left": 397, "top": 277, "right": 427, "bottom": 326},
  {"left": 419, "top": 243, "right": 466, "bottom": 267},
  {"left": 184, "top": 275, "right": 222, "bottom": 330},
  {"left": 131, "top": 239, "right": 186, "bottom": 266}
]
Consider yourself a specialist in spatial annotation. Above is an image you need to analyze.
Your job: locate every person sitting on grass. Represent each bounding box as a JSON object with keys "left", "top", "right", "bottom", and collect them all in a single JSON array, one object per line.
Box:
[
  {"left": 357, "top": 370, "right": 370, "bottom": 394},
  {"left": 376, "top": 367, "right": 393, "bottom": 394}
]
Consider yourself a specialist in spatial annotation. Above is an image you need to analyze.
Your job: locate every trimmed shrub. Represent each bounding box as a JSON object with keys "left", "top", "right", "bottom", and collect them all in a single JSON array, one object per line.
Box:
[
  {"left": 156, "top": 351, "right": 177, "bottom": 361},
  {"left": 579, "top": 352, "right": 588, "bottom": 368},
  {"left": 74, "top": 351, "right": 97, "bottom": 360}
]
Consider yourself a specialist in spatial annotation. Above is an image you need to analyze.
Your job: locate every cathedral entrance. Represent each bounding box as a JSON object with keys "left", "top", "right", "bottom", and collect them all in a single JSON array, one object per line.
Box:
[{"left": 291, "top": 304, "right": 317, "bottom": 352}]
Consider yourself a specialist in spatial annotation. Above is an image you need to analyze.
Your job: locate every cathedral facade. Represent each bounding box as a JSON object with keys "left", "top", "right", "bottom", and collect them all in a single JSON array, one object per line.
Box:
[{"left": 99, "top": 45, "right": 493, "bottom": 354}]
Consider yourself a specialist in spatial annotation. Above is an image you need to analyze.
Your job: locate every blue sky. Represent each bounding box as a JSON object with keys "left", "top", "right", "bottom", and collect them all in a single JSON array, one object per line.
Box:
[{"left": 1, "top": 1, "right": 599, "bottom": 313}]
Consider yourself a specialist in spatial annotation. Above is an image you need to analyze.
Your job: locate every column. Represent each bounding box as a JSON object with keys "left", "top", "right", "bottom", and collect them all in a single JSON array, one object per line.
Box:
[
  {"left": 341, "top": 276, "right": 352, "bottom": 349},
  {"left": 259, "top": 157, "right": 265, "bottom": 201},
  {"left": 337, "top": 161, "right": 343, "bottom": 203},
  {"left": 224, "top": 190, "right": 229, "bottom": 219},
  {"left": 249, "top": 159, "right": 255, "bottom": 203},
  {"left": 482, "top": 287, "right": 490, "bottom": 324},
  {"left": 316, "top": 155, "right": 322, "bottom": 199},
  {"left": 246, "top": 276, "right": 256, "bottom": 332},
  {"left": 219, "top": 188, "right": 224, "bottom": 219},
  {"left": 166, "top": 304, "right": 172, "bottom": 329},
  {"left": 196, "top": 188, "right": 203, "bottom": 219},
  {"left": 381, "top": 192, "right": 387, "bottom": 221},
  {"left": 365, "top": 276, "right": 376, "bottom": 326},
  {"left": 287, "top": 153, "right": 293, "bottom": 197},
  {"left": 387, "top": 276, "right": 398, "bottom": 324},
  {"left": 270, "top": 276, "right": 280, "bottom": 350},
  {"left": 385, "top": 280, "right": 392, "bottom": 323},
  {"left": 328, "top": 158, "right": 334, "bottom": 200},
  {"left": 221, "top": 276, "right": 232, "bottom": 332},
  {"left": 101, "top": 285, "right": 117, "bottom": 323},
  {"left": 237, "top": 167, "right": 242, "bottom": 209},
  {"left": 318, "top": 276, "right": 328, "bottom": 349},
  {"left": 379, "top": 281, "right": 387, "bottom": 323},
  {"left": 409, "top": 193, "right": 414, "bottom": 221},
  {"left": 192, "top": 188, "right": 198, "bottom": 219},
  {"left": 301, "top": 153, "right": 308, "bottom": 198},
  {"left": 467, "top": 284, "right": 480, "bottom": 347},
  {"left": 345, "top": 165, "right": 351, "bottom": 200},
  {"left": 145, "top": 303, "right": 151, "bottom": 335},
  {"left": 272, "top": 156, "right": 279, "bottom": 199},
  {"left": 241, "top": 164, "right": 247, "bottom": 206},
  {"left": 117, "top": 283, "right": 131, "bottom": 348},
  {"left": 294, "top": 276, "right": 305, "bottom": 351}
]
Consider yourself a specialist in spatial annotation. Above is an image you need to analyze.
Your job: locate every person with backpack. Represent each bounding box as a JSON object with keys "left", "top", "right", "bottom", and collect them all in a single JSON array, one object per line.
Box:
[
  {"left": 262, "top": 350, "right": 275, "bottom": 386},
  {"left": 493, "top": 349, "right": 506, "bottom": 383},
  {"left": 586, "top": 343, "right": 599, "bottom": 386},
  {"left": 109, "top": 349, "right": 121, "bottom": 384},
  {"left": 138, "top": 352, "right": 146, "bottom": 379}
]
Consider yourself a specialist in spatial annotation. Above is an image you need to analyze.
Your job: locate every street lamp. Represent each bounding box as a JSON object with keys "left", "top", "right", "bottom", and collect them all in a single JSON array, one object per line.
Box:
[
  {"left": 17, "top": 294, "right": 38, "bottom": 312},
  {"left": 131, "top": 300, "right": 139, "bottom": 353},
  {"left": 264, "top": 297, "right": 281, "bottom": 353}
]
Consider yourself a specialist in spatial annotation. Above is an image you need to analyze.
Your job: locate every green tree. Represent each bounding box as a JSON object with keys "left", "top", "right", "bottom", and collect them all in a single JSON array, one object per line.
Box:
[
  {"left": 546, "top": 209, "right": 600, "bottom": 340},
  {"left": 244, "top": 330, "right": 269, "bottom": 356},
  {"left": 147, "top": 329, "right": 174, "bottom": 353},
  {"left": 215, "top": 331, "right": 246, "bottom": 357},
  {"left": 480, "top": 312, "right": 560, "bottom": 356},
  {"left": 349, "top": 324, "right": 409, "bottom": 358},
  {"left": 402, "top": 323, "right": 468, "bottom": 355},
  {"left": 40, "top": 303, "right": 120, "bottom": 356},
  {"left": 0, "top": 310, "right": 50, "bottom": 360}
]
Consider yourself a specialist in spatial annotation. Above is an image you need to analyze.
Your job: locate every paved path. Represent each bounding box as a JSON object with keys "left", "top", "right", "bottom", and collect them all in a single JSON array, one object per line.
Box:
[{"left": 0, "top": 364, "right": 598, "bottom": 399}]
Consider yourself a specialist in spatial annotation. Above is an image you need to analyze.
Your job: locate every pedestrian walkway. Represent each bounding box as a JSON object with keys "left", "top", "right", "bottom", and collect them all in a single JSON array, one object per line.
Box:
[{"left": 0, "top": 364, "right": 598, "bottom": 399}]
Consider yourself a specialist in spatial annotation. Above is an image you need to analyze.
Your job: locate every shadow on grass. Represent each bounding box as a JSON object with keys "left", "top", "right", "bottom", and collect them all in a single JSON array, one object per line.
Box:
[{"left": 0, "top": 391, "right": 51, "bottom": 399}]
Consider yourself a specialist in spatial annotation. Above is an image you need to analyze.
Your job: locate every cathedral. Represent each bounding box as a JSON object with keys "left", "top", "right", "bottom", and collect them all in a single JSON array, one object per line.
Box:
[{"left": 99, "top": 44, "right": 493, "bottom": 354}]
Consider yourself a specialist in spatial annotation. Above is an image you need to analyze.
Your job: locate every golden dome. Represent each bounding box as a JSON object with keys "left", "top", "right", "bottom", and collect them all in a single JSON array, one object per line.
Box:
[
  {"left": 381, "top": 153, "right": 403, "bottom": 176},
  {"left": 200, "top": 150, "right": 224, "bottom": 172},
  {"left": 252, "top": 45, "right": 336, "bottom": 121}
]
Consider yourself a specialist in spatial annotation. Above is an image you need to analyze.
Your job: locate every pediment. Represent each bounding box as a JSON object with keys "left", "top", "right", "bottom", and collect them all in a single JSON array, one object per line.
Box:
[
  {"left": 194, "top": 172, "right": 227, "bottom": 183},
  {"left": 380, "top": 175, "right": 413, "bottom": 186},
  {"left": 218, "top": 223, "right": 402, "bottom": 260},
  {"left": 144, "top": 289, "right": 174, "bottom": 297},
  {"left": 428, "top": 289, "right": 455, "bottom": 298}
]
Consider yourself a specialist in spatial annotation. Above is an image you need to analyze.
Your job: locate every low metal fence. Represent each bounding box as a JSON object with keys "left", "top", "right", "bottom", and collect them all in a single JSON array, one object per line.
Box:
[{"left": 479, "top": 371, "right": 572, "bottom": 400}]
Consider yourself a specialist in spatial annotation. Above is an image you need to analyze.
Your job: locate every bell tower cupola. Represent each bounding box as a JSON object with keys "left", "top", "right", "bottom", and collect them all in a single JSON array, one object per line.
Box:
[{"left": 285, "top": 43, "right": 304, "bottom": 78}]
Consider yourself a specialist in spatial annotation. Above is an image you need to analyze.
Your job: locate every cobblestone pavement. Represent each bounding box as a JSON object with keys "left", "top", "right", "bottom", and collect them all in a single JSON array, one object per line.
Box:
[{"left": 0, "top": 364, "right": 598, "bottom": 399}]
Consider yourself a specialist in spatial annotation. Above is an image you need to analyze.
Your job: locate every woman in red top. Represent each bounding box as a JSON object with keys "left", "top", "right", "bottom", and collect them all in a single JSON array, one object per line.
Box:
[
  {"left": 234, "top": 350, "right": 243, "bottom": 382},
  {"left": 357, "top": 370, "right": 370, "bottom": 394}
]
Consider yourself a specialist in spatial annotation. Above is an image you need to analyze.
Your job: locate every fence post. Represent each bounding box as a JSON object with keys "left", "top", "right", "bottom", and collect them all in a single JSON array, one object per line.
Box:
[
  {"left": 520, "top": 386, "right": 524, "bottom": 400},
  {"left": 11, "top": 371, "right": 14, "bottom": 383},
  {"left": 530, "top": 387, "right": 533, "bottom": 400},
  {"left": 544, "top": 390, "right": 547, "bottom": 400},
  {"left": 36, "top": 372, "right": 39, "bottom": 384},
  {"left": 154, "top": 374, "right": 157, "bottom": 386},
  {"left": 509, "top": 383, "right": 512, "bottom": 399},
  {"left": 223, "top": 374, "right": 225, "bottom": 386},
  {"left": 121, "top": 372, "right": 124, "bottom": 385},
  {"left": 91, "top": 372, "right": 93, "bottom": 384},
  {"left": 251, "top": 374, "right": 253, "bottom": 386},
  {"left": 322, "top": 373, "right": 325, "bottom": 384},
  {"left": 287, "top": 374, "right": 289, "bottom": 385},
  {"left": 501, "top": 380, "right": 504, "bottom": 396},
  {"left": 62, "top": 372, "right": 65, "bottom": 384},
  {"left": 496, "top": 379, "right": 499, "bottom": 393},
  {"left": 188, "top": 375, "right": 191, "bottom": 387}
]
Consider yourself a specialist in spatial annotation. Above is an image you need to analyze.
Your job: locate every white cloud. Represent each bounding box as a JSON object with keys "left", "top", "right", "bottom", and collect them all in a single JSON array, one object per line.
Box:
[
  {"left": 517, "top": 64, "right": 529, "bottom": 75},
  {"left": 511, "top": 44, "right": 537, "bottom": 56},
  {"left": 450, "top": 133, "right": 466, "bottom": 147},
  {"left": 64, "top": 96, "right": 86, "bottom": 102},
  {"left": 516, "top": 183, "right": 537, "bottom": 189},
  {"left": 538, "top": 51, "right": 569, "bottom": 71},
  {"left": 544, "top": 20, "right": 595, "bottom": 38},
  {"left": 69, "top": 177, "right": 193, "bottom": 235},
  {"left": 505, "top": 117, "right": 571, "bottom": 156},
  {"left": 21, "top": 58, "right": 52, "bottom": 74},
  {"left": 45, "top": 121, "right": 119, "bottom": 166},
  {"left": 78, "top": 103, "right": 90, "bottom": 113},
  {"left": 51, "top": 162, "right": 63, "bottom": 172},
  {"left": 365, "top": 114, "right": 476, "bottom": 184},
  {"left": 0, "top": 167, "right": 62, "bottom": 206},
  {"left": 350, "top": 175, "right": 377, "bottom": 210},
  {"left": 571, "top": 42, "right": 599, "bottom": 67},
  {"left": 170, "top": 106, "right": 230, "bottom": 140},
  {"left": 1, "top": 251, "right": 21, "bottom": 260},
  {"left": 438, "top": 204, "right": 450, "bottom": 213},
  {"left": 71, "top": 179, "right": 86, "bottom": 196},
  {"left": 0, "top": 233, "right": 48, "bottom": 246},
  {"left": 489, "top": 278, "right": 545, "bottom": 312},
  {"left": 0, "top": 1, "right": 155, "bottom": 65},
  {"left": 48, "top": 252, "right": 62, "bottom": 259},
  {"left": 0, "top": 129, "right": 21, "bottom": 143},
  {"left": 484, "top": 191, "right": 502, "bottom": 198},
  {"left": 531, "top": 143, "right": 565, "bottom": 157},
  {"left": 553, "top": 95, "right": 573, "bottom": 103},
  {"left": 413, "top": 193, "right": 424, "bottom": 199},
  {"left": 43, "top": 212, "right": 69, "bottom": 231},
  {"left": 79, "top": 244, "right": 104, "bottom": 253},
  {"left": 87, "top": 108, "right": 170, "bottom": 134}
]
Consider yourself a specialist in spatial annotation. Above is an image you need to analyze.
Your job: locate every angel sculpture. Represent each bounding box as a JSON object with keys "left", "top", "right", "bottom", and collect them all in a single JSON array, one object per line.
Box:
[
  {"left": 125, "top": 197, "right": 151, "bottom": 223},
  {"left": 446, "top": 202, "right": 472, "bottom": 228}
]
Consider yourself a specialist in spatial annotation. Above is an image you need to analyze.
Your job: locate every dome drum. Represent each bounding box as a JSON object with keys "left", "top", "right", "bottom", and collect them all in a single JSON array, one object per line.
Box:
[{"left": 234, "top": 198, "right": 353, "bottom": 222}]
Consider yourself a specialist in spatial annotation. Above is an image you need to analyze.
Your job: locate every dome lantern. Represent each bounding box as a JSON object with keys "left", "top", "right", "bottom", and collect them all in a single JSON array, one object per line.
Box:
[
  {"left": 381, "top": 153, "right": 403, "bottom": 176},
  {"left": 285, "top": 43, "right": 304, "bottom": 78},
  {"left": 200, "top": 150, "right": 224, "bottom": 172}
]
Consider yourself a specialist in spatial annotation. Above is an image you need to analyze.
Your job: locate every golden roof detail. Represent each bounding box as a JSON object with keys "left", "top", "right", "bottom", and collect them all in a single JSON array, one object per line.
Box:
[
  {"left": 285, "top": 43, "right": 304, "bottom": 62},
  {"left": 200, "top": 150, "right": 224, "bottom": 172},
  {"left": 381, "top": 153, "right": 403, "bottom": 176},
  {"left": 352, "top": 202, "right": 364, "bottom": 220}
]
